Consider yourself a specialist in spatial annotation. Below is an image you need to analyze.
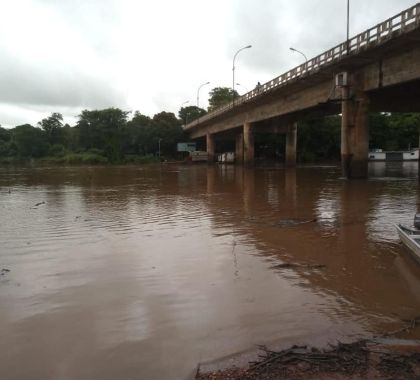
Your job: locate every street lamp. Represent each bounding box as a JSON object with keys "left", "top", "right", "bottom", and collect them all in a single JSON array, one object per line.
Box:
[
  {"left": 347, "top": 0, "right": 350, "bottom": 54},
  {"left": 235, "top": 82, "right": 249, "bottom": 94},
  {"left": 289, "top": 47, "right": 308, "bottom": 63},
  {"left": 232, "top": 45, "right": 252, "bottom": 102},
  {"left": 197, "top": 82, "right": 210, "bottom": 108},
  {"left": 158, "top": 138, "right": 162, "bottom": 159}
]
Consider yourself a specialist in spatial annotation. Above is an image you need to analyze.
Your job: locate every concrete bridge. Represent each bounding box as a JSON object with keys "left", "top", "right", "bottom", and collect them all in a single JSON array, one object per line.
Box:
[{"left": 185, "top": 3, "right": 420, "bottom": 178}]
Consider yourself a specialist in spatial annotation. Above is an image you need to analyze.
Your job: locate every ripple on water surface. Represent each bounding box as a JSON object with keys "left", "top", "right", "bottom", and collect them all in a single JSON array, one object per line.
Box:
[{"left": 1, "top": 164, "right": 420, "bottom": 380}]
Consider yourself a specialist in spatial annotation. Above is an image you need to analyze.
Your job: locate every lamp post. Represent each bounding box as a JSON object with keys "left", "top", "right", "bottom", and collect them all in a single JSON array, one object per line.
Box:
[
  {"left": 158, "top": 138, "right": 162, "bottom": 160},
  {"left": 232, "top": 45, "right": 252, "bottom": 103},
  {"left": 197, "top": 82, "right": 210, "bottom": 108},
  {"left": 289, "top": 47, "right": 308, "bottom": 63},
  {"left": 181, "top": 100, "right": 189, "bottom": 108},
  {"left": 347, "top": 0, "right": 350, "bottom": 54},
  {"left": 235, "top": 82, "right": 249, "bottom": 94}
]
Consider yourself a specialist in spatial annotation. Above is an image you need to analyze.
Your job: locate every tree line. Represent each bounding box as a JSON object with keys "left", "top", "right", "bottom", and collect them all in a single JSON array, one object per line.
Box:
[
  {"left": 0, "top": 109, "right": 187, "bottom": 164},
  {"left": 0, "top": 87, "right": 419, "bottom": 164}
]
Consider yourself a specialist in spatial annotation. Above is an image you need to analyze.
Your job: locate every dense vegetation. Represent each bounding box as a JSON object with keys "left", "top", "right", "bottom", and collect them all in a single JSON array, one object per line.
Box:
[
  {"left": 0, "top": 87, "right": 419, "bottom": 165},
  {"left": 0, "top": 109, "right": 186, "bottom": 164},
  {"left": 255, "top": 113, "right": 420, "bottom": 163}
]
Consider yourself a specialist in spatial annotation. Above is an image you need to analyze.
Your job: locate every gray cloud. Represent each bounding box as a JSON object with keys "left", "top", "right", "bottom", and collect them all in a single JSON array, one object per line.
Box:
[
  {"left": 0, "top": 0, "right": 416, "bottom": 128},
  {"left": 0, "top": 53, "right": 125, "bottom": 109},
  {"left": 0, "top": 0, "right": 126, "bottom": 113},
  {"left": 227, "top": 0, "right": 416, "bottom": 76},
  {"left": 37, "top": 0, "right": 121, "bottom": 59}
]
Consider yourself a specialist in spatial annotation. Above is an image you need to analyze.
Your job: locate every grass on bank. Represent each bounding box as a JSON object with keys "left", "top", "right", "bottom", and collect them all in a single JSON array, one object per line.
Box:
[{"left": 0, "top": 152, "right": 160, "bottom": 165}]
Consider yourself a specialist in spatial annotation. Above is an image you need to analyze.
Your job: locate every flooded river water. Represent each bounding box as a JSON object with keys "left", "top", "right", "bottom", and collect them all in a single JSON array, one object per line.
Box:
[{"left": 1, "top": 163, "right": 420, "bottom": 379}]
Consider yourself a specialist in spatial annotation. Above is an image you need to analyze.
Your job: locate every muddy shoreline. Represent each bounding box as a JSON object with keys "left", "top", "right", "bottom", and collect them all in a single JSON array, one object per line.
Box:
[{"left": 196, "top": 337, "right": 420, "bottom": 380}]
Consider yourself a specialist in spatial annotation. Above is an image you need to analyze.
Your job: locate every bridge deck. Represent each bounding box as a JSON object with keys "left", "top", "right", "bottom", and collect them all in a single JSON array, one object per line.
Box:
[{"left": 185, "top": 3, "right": 420, "bottom": 132}]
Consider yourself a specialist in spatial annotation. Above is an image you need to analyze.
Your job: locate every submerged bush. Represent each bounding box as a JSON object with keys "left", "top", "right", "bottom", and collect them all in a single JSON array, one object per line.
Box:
[
  {"left": 48, "top": 144, "right": 66, "bottom": 157},
  {"left": 63, "top": 153, "right": 109, "bottom": 164},
  {"left": 124, "top": 154, "right": 159, "bottom": 164}
]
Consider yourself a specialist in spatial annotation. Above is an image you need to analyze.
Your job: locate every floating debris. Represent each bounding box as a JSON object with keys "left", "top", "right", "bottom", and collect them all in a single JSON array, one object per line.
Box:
[
  {"left": 32, "top": 201, "right": 46, "bottom": 208},
  {"left": 270, "top": 263, "right": 326, "bottom": 270},
  {"left": 1, "top": 268, "right": 10, "bottom": 276},
  {"left": 273, "top": 218, "right": 317, "bottom": 228}
]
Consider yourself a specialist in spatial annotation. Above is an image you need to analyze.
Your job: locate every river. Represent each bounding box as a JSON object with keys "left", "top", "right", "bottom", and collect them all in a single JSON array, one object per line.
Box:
[{"left": 1, "top": 163, "right": 420, "bottom": 379}]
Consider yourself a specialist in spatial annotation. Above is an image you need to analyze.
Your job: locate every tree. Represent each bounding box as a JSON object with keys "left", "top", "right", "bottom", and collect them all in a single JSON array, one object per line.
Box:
[
  {"left": 0, "top": 127, "right": 10, "bottom": 143},
  {"left": 38, "top": 112, "right": 63, "bottom": 145},
  {"left": 124, "top": 111, "right": 152, "bottom": 154},
  {"left": 151, "top": 112, "right": 184, "bottom": 156},
  {"left": 369, "top": 113, "right": 420, "bottom": 151},
  {"left": 77, "top": 108, "right": 129, "bottom": 161},
  {"left": 0, "top": 127, "right": 12, "bottom": 157},
  {"left": 178, "top": 106, "right": 206, "bottom": 124},
  {"left": 12, "top": 124, "right": 49, "bottom": 158},
  {"left": 208, "top": 87, "right": 239, "bottom": 112},
  {"left": 297, "top": 116, "right": 341, "bottom": 162}
]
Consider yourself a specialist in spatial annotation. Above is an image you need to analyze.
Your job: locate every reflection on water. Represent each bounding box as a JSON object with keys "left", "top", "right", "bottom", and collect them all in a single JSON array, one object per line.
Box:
[{"left": 1, "top": 163, "right": 420, "bottom": 379}]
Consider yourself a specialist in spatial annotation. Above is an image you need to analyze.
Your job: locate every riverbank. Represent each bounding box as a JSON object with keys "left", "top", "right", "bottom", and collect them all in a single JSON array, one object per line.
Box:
[
  {"left": 0, "top": 153, "right": 163, "bottom": 166},
  {"left": 196, "top": 338, "right": 420, "bottom": 380}
]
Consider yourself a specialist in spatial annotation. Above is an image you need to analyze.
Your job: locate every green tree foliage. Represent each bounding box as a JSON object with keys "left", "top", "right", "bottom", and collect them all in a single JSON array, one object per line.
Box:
[
  {"left": 77, "top": 108, "right": 129, "bottom": 162},
  {"left": 12, "top": 124, "right": 49, "bottom": 158},
  {"left": 1, "top": 108, "right": 419, "bottom": 164},
  {"left": 38, "top": 112, "right": 63, "bottom": 145},
  {"left": 151, "top": 112, "right": 184, "bottom": 156},
  {"left": 125, "top": 111, "right": 152, "bottom": 155},
  {"left": 61, "top": 123, "right": 79, "bottom": 152},
  {"left": 0, "top": 127, "right": 12, "bottom": 156},
  {"left": 125, "top": 111, "right": 183, "bottom": 157},
  {"left": 208, "top": 87, "right": 239, "bottom": 111},
  {"left": 178, "top": 106, "right": 206, "bottom": 124},
  {"left": 370, "top": 113, "right": 420, "bottom": 151},
  {"left": 0, "top": 126, "right": 10, "bottom": 142},
  {"left": 297, "top": 116, "right": 341, "bottom": 162}
]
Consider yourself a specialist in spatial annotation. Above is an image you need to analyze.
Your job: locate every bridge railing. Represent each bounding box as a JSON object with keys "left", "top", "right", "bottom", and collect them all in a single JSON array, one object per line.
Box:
[{"left": 185, "top": 3, "right": 420, "bottom": 130}]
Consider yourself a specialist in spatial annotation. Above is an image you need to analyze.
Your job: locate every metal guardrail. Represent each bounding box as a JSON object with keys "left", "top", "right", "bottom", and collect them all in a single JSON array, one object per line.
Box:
[{"left": 185, "top": 3, "right": 420, "bottom": 130}]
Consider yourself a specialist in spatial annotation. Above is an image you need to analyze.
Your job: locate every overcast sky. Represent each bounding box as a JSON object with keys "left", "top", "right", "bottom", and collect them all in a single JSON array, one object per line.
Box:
[{"left": 0, "top": 0, "right": 416, "bottom": 128}]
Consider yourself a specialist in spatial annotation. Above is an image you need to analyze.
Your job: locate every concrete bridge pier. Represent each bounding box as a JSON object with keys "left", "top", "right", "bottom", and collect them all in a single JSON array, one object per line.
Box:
[
  {"left": 235, "top": 133, "right": 244, "bottom": 164},
  {"left": 418, "top": 125, "right": 420, "bottom": 179},
  {"left": 206, "top": 133, "right": 215, "bottom": 162},
  {"left": 243, "top": 122, "right": 255, "bottom": 165},
  {"left": 341, "top": 84, "right": 370, "bottom": 179},
  {"left": 286, "top": 123, "right": 297, "bottom": 167}
]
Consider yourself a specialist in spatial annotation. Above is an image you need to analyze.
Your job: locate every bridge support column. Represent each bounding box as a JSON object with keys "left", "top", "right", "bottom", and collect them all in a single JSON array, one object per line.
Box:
[
  {"left": 341, "top": 86, "right": 370, "bottom": 179},
  {"left": 418, "top": 125, "right": 420, "bottom": 179},
  {"left": 206, "top": 133, "right": 215, "bottom": 162},
  {"left": 235, "top": 133, "right": 244, "bottom": 164},
  {"left": 285, "top": 123, "right": 297, "bottom": 167},
  {"left": 243, "top": 122, "right": 254, "bottom": 165}
]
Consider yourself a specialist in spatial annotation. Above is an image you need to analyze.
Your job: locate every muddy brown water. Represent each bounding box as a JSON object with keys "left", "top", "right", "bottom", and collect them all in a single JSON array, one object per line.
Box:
[{"left": 1, "top": 163, "right": 420, "bottom": 380}]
